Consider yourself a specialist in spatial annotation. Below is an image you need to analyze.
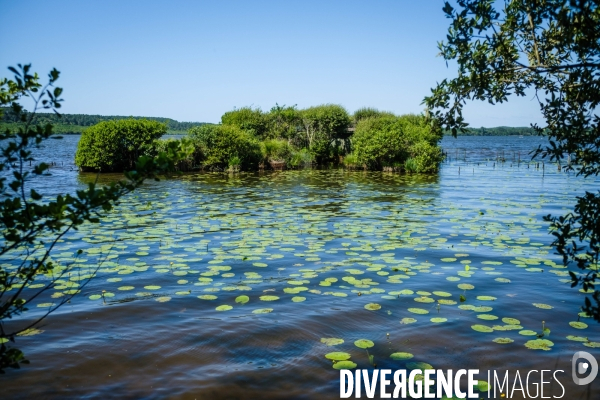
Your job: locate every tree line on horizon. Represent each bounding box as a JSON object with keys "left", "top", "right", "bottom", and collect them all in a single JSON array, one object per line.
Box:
[
  {"left": 0, "top": 106, "right": 537, "bottom": 137},
  {"left": 0, "top": 107, "right": 207, "bottom": 135}
]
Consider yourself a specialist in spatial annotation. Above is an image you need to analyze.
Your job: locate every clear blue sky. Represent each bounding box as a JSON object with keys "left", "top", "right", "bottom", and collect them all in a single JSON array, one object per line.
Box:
[{"left": 1, "top": 0, "right": 542, "bottom": 126}]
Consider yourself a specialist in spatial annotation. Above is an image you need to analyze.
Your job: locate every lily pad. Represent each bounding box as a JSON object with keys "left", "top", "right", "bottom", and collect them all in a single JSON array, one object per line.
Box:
[
  {"left": 216, "top": 305, "right": 233, "bottom": 311},
  {"left": 325, "top": 352, "right": 351, "bottom": 361},
  {"left": 430, "top": 317, "right": 447, "bottom": 323},
  {"left": 259, "top": 295, "right": 279, "bottom": 301},
  {"left": 493, "top": 338, "right": 514, "bottom": 344},
  {"left": 519, "top": 330, "right": 537, "bottom": 336},
  {"left": 390, "top": 352, "right": 414, "bottom": 360},
  {"left": 569, "top": 321, "right": 588, "bottom": 329},
  {"left": 364, "top": 303, "right": 381, "bottom": 311},
  {"left": 407, "top": 361, "right": 433, "bottom": 370},
  {"left": 408, "top": 308, "right": 429, "bottom": 315},
  {"left": 235, "top": 295, "right": 249, "bottom": 304},
  {"left": 332, "top": 360, "right": 357, "bottom": 370},
  {"left": 252, "top": 308, "right": 273, "bottom": 314},
  {"left": 321, "top": 338, "right": 344, "bottom": 346},
  {"left": 354, "top": 339, "right": 374, "bottom": 349},
  {"left": 525, "top": 339, "right": 554, "bottom": 351},
  {"left": 471, "top": 324, "right": 494, "bottom": 333}
]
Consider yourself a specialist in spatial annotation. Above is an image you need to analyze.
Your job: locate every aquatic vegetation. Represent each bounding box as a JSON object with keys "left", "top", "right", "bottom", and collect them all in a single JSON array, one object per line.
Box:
[
  {"left": 321, "top": 338, "right": 344, "bottom": 346},
  {"left": 390, "top": 352, "right": 414, "bottom": 360}
]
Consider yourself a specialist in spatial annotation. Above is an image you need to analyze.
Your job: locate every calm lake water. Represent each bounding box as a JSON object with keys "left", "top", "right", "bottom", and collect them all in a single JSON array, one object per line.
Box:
[{"left": 2, "top": 135, "right": 599, "bottom": 399}]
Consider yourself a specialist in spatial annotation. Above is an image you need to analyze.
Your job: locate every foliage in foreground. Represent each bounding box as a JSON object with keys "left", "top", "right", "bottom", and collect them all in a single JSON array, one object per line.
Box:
[
  {"left": 423, "top": 0, "right": 600, "bottom": 320},
  {"left": 0, "top": 64, "right": 186, "bottom": 373}
]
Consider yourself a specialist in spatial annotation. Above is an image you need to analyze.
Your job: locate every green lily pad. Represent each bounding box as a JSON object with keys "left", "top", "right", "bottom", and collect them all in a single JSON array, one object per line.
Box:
[
  {"left": 216, "top": 305, "right": 233, "bottom": 311},
  {"left": 566, "top": 335, "right": 588, "bottom": 342},
  {"left": 259, "top": 295, "right": 279, "bottom": 301},
  {"left": 235, "top": 295, "right": 249, "bottom": 304},
  {"left": 502, "top": 317, "right": 520, "bottom": 325},
  {"left": 198, "top": 295, "right": 217, "bottom": 300},
  {"left": 390, "top": 352, "right": 414, "bottom": 360},
  {"left": 408, "top": 308, "right": 429, "bottom": 315},
  {"left": 407, "top": 361, "right": 433, "bottom": 370},
  {"left": 414, "top": 296, "right": 435, "bottom": 303},
  {"left": 476, "top": 296, "right": 497, "bottom": 301},
  {"left": 569, "top": 321, "right": 588, "bottom": 329},
  {"left": 400, "top": 317, "right": 417, "bottom": 324},
  {"left": 533, "top": 303, "right": 553, "bottom": 309},
  {"left": 471, "top": 324, "right": 494, "bottom": 333},
  {"left": 325, "top": 352, "right": 351, "bottom": 361},
  {"left": 252, "top": 308, "right": 273, "bottom": 314},
  {"left": 332, "top": 360, "right": 357, "bottom": 370},
  {"left": 525, "top": 339, "right": 554, "bottom": 350},
  {"left": 354, "top": 339, "right": 374, "bottom": 349},
  {"left": 430, "top": 317, "right": 447, "bottom": 323},
  {"left": 474, "top": 380, "right": 490, "bottom": 392},
  {"left": 477, "top": 314, "right": 498, "bottom": 320},
  {"left": 321, "top": 338, "right": 344, "bottom": 346},
  {"left": 364, "top": 303, "right": 381, "bottom": 311},
  {"left": 493, "top": 338, "right": 514, "bottom": 344},
  {"left": 292, "top": 296, "right": 306, "bottom": 302},
  {"left": 438, "top": 299, "right": 457, "bottom": 305},
  {"left": 458, "top": 283, "right": 474, "bottom": 290},
  {"left": 519, "top": 330, "right": 538, "bottom": 336}
]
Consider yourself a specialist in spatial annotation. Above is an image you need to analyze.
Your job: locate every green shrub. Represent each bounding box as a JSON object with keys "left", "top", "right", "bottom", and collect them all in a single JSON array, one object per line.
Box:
[
  {"left": 266, "top": 104, "right": 301, "bottom": 140},
  {"left": 351, "top": 115, "right": 407, "bottom": 169},
  {"left": 188, "top": 124, "right": 261, "bottom": 171},
  {"left": 153, "top": 137, "right": 198, "bottom": 171},
  {"left": 261, "top": 139, "right": 293, "bottom": 163},
  {"left": 407, "top": 141, "right": 444, "bottom": 173},
  {"left": 221, "top": 107, "right": 268, "bottom": 139},
  {"left": 75, "top": 119, "right": 167, "bottom": 172},
  {"left": 299, "top": 104, "right": 351, "bottom": 163},
  {"left": 404, "top": 157, "right": 418, "bottom": 173},
  {"left": 351, "top": 114, "right": 442, "bottom": 172},
  {"left": 353, "top": 107, "right": 395, "bottom": 124},
  {"left": 288, "top": 148, "right": 314, "bottom": 168}
]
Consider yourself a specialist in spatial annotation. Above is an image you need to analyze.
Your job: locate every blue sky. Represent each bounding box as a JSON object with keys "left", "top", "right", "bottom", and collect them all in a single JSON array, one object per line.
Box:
[{"left": 1, "top": 0, "right": 542, "bottom": 126}]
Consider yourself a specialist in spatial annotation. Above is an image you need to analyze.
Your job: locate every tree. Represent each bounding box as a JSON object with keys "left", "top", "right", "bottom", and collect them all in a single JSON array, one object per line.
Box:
[
  {"left": 0, "top": 64, "right": 186, "bottom": 372},
  {"left": 266, "top": 103, "right": 301, "bottom": 141},
  {"left": 423, "top": 0, "right": 600, "bottom": 320},
  {"left": 299, "top": 104, "right": 351, "bottom": 163}
]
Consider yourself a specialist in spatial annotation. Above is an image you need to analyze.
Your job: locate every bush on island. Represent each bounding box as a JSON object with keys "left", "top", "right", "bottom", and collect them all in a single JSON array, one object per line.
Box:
[{"left": 75, "top": 119, "right": 167, "bottom": 172}]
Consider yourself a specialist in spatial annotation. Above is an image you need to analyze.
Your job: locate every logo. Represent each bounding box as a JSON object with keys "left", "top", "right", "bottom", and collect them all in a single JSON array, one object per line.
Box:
[{"left": 572, "top": 351, "right": 598, "bottom": 385}]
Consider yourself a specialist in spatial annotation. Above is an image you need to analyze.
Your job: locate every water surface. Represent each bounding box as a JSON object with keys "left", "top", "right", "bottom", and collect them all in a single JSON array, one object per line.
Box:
[{"left": 1, "top": 136, "right": 599, "bottom": 399}]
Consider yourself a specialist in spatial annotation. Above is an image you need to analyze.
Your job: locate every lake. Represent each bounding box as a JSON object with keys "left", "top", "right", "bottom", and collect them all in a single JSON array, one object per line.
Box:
[{"left": 1, "top": 135, "right": 599, "bottom": 399}]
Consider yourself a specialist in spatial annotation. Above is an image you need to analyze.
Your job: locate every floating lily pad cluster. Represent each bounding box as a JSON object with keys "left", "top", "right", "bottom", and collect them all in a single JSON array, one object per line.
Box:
[{"left": 2, "top": 169, "right": 598, "bottom": 367}]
